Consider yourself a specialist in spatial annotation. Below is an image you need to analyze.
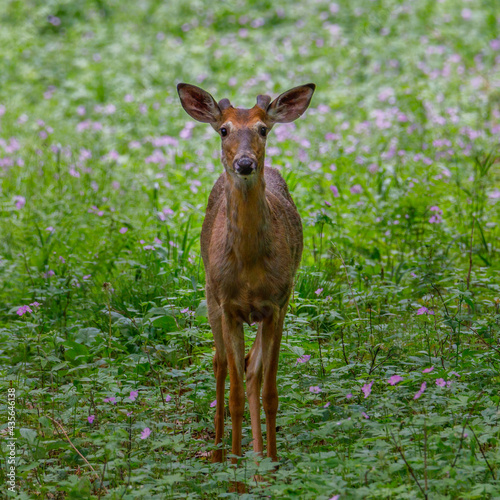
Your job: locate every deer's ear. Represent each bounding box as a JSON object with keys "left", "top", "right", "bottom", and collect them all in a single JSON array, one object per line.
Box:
[
  {"left": 267, "top": 84, "right": 315, "bottom": 123},
  {"left": 177, "top": 83, "right": 222, "bottom": 124}
]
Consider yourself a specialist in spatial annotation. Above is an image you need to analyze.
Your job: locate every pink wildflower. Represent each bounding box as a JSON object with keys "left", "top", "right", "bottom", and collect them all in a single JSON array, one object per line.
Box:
[
  {"left": 330, "top": 185, "right": 339, "bottom": 197},
  {"left": 16, "top": 305, "right": 32, "bottom": 316},
  {"left": 297, "top": 354, "right": 311, "bottom": 364},
  {"left": 414, "top": 382, "right": 426, "bottom": 400},
  {"left": 13, "top": 196, "right": 26, "bottom": 209},
  {"left": 388, "top": 375, "right": 403, "bottom": 386},
  {"left": 362, "top": 381, "right": 373, "bottom": 398},
  {"left": 140, "top": 427, "right": 151, "bottom": 439},
  {"left": 417, "top": 307, "right": 434, "bottom": 315}
]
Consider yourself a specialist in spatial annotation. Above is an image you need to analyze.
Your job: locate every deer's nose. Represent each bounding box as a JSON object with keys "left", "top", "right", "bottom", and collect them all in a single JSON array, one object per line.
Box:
[{"left": 234, "top": 157, "right": 256, "bottom": 176}]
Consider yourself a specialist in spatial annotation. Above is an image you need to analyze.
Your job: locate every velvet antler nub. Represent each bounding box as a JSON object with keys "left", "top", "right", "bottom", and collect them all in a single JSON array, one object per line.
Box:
[{"left": 256, "top": 94, "right": 271, "bottom": 110}]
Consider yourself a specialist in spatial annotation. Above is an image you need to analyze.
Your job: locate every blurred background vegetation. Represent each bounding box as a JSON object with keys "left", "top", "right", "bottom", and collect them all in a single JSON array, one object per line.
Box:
[{"left": 0, "top": 0, "right": 499, "bottom": 498}]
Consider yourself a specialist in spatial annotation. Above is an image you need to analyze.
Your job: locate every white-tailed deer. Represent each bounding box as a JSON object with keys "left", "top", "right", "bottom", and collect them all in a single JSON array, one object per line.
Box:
[{"left": 177, "top": 82, "right": 315, "bottom": 468}]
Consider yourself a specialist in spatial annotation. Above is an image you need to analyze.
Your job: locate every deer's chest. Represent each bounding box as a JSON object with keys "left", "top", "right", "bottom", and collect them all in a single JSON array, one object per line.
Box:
[{"left": 210, "top": 256, "right": 291, "bottom": 323}]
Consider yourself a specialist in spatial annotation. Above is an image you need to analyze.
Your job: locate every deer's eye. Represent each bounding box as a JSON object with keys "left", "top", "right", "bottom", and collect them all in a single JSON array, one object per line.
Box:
[
  {"left": 260, "top": 126, "right": 267, "bottom": 137},
  {"left": 220, "top": 127, "right": 228, "bottom": 137}
]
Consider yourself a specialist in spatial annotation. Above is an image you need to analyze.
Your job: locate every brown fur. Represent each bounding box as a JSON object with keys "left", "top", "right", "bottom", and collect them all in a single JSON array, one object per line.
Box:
[
  {"left": 177, "top": 83, "right": 314, "bottom": 481},
  {"left": 201, "top": 166, "right": 302, "bottom": 323}
]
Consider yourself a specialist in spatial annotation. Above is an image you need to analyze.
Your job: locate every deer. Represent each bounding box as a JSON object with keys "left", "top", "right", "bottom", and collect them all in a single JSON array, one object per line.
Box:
[{"left": 177, "top": 82, "right": 315, "bottom": 471}]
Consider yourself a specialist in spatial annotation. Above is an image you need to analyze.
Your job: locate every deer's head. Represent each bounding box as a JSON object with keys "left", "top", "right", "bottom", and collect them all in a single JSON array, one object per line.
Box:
[{"left": 177, "top": 83, "right": 315, "bottom": 183}]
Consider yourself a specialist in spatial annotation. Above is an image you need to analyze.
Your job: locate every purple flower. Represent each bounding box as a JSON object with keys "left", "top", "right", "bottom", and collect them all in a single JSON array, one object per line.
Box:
[
  {"left": 13, "top": 196, "right": 26, "bottom": 210},
  {"left": 210, "top": 399, "right": 217, "bottom": 408},
  {"left": 346, "top": 393, "right": 353, "bottom": 399},
  {"left": 83, "top": 275, "right": 91, "bottom": 281},
  {"left": 362, "top": 412, "right": 369, "bottom": 419},
  {"left": 165, "top": 395, "right": 172, "bottom": 402},
  {"left": 414, "top": 382, "right": 427, "bottom": 400},
  {"left": 315, "top": 288, "right": 323, "bottom": 296},
  {"left": 329, "top": 495, "right": 340, "bottom": 500},
  {"left": 140, "top": 427, "right": 151, "bottom": 439},
  {"left": 429, "top": 205, "right": 443, "bottom": 224},
  {"left": 461, "top": 8, "right": 472, "bottom": 20},
  {"left": 309, "top": 386, "right": 322, "bottom": 394},
  {"left": 388, "top": 375, "right": 403, "bottom": 386},
  {"left": 324, "top": 402, "right": 330, "bottom": 408},
  {"left": 180, "top": 307, "right": 190, "bottom": 313},
  {"left": 119, "top": 227, "right": 128, "bottom": 234},
  {"left": 350, "top": 184, "right": 363, "bottom": 194},
  {"left": 30, "top": 302, "right": 41, "bottom": 308},
  {"left": 127, "top": 411, "right": 133, "bottom": 417},
  {"left": 16, "top": 305, "right": 32, "bottom": 316},
  {"left": 104, "top": 396, "right": 116, "bottom": 405},
  {"left": 297, "top": 354, "right": 311, "bottom": 364},
  {"left": 129, "top": 390, "right": 138, "bottom": 401},
  {"left": 309, "top": 161, "right": 322, "bottom": 172},
  {"left": 88, "top": 415, "right": 95, "bottom": 424},
  {"left": 436, "top": 378, "right": 446, "bottom": 387},
  {"left": 417, "top": 307, "right": 434, "bottom": 315},
  {"left": 330, "top": 185, "right": 339, "bottom": 197},
  {"left": 362, "top": 381, "right": 373, "bottom": 398},
  {"left": 48, "top": 15, "right": 61, "bottom": 26},
  {"left": 422, "top": 366, "right": 434, "bottom": 373}
]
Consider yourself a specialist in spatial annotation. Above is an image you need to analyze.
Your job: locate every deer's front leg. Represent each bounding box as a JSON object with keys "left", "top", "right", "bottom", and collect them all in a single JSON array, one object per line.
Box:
[
  {"left": 261, "top": 306, "right": 286, "bottom": 462},
  {"left": 221, "top": 311, "right": 245, "bottom": 462},
  {"left": 245, "top": 325, "right": 263, "bottom": 455},
  {"left": 207, "top": 293, "right": 227, "bottom": 463}
]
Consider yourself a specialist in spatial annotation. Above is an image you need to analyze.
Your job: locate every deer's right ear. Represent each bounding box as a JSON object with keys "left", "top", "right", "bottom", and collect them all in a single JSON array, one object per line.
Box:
[{"left": 177, "top": 83, "right": 222, "bottom": 124}]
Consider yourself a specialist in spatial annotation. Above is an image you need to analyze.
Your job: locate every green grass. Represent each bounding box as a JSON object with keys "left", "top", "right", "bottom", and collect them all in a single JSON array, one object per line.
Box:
[{"left": 1, "top": 0, "right": 499, "bottom": 498}]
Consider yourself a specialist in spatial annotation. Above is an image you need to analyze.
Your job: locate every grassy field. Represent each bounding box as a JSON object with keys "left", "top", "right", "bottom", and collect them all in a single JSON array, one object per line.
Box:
[{"left": 1, "top": 0, "right": 500, "bottom": 498}]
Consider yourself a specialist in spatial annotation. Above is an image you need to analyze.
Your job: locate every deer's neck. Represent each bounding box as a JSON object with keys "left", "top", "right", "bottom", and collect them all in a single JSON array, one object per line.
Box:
[{"left": 225, "top": 174, "right": 271, "bottom": 264}]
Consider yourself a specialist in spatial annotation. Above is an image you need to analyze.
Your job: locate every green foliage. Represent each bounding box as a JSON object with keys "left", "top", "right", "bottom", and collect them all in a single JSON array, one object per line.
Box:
[{"left": 0, "top": 0, "right": 499, "bottom": 497}]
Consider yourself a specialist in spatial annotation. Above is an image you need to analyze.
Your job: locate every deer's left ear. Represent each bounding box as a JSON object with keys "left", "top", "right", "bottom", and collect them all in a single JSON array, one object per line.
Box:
[{"left": 267, "top": 84, "right": 316, "bottom": 123}]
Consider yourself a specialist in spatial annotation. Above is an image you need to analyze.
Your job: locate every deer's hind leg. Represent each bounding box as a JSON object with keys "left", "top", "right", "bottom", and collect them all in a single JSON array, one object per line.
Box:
[{"left": 261, "top": 305, "right": 287, "bottom": 462}]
